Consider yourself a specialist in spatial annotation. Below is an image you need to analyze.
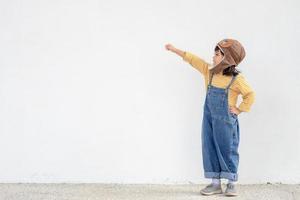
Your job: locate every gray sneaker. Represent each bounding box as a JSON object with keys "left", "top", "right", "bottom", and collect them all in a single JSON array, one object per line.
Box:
[
  {"left": 224, "top": 183, "right": 238, "bottom": 196},
  {"left": 200, "top": 183, "right": 223, "bottom": 195}
]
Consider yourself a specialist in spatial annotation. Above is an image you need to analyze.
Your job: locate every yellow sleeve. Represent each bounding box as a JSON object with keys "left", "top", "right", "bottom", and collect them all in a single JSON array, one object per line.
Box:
[
  {"left": 182, "top": 51, "right": 210, "bottom": 75},
  {"left": 236, "top": 74, "right": 255, "bottom": 112}
]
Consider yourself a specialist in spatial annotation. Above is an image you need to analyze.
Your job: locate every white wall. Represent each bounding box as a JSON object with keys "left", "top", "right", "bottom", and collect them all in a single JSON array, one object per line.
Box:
[{"left": 0, "top": 0, "right": 299, "bottom": 184}]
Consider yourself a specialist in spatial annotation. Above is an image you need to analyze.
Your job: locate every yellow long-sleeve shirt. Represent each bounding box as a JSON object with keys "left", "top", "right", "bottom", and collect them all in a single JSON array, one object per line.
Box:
[{"left": 183, "top": 51, "right": 255, "bottom": 112}]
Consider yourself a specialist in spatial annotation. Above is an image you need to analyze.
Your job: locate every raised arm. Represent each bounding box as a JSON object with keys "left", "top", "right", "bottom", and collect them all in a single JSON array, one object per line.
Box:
[
  {"left": 165, "top": 43, "right": 210, "bottom": 75},
  {"left": 165, "top": 43, "right": 185, "bottom": 57}
]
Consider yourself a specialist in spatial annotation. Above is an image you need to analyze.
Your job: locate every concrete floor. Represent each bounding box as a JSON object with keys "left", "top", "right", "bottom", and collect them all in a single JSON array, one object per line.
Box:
[{"left": 0, "top": 183, "right": 299, "bottom": 200}]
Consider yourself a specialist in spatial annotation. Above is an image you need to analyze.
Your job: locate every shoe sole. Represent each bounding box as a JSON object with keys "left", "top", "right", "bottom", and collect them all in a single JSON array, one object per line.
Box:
[
  {"left": 200, "top": 190, "right": 223, "bottom": 195},
  {"left": 225, "top": 192, "right": 238, "bottom": 197}
]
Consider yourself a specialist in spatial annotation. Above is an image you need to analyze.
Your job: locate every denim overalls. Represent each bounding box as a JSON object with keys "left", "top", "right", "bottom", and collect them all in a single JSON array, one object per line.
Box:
[{"left": 201, "top": 72, "right": 240, "bottom": 181}]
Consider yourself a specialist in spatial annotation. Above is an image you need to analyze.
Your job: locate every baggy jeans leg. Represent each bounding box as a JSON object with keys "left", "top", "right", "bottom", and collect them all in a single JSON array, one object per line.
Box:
[
  {"left": 201, "top": 111, "right": 221, "bottom": 179},
  {"left": 211, "top": 117, "right": 240, "bottom": 181}
]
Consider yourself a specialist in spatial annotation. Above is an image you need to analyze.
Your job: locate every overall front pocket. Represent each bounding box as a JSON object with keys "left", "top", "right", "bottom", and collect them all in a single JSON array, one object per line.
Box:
[{"left": 207, "top": 92, "right": 226, "bottom": 111}]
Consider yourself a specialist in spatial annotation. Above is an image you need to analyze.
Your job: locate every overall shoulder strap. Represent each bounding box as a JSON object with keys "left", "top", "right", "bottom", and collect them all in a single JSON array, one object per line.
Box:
[
  {"left": 208, "top": 71, "right": 214, "bottom": 86},
  {"left": 226, "top": 75, "right": 237, "bottom": 91}
]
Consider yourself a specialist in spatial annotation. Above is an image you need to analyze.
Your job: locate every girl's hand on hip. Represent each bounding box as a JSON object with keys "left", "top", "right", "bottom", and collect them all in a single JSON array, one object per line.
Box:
[{"left": 229, "top": 106, "right": 241, "bottom": 115}]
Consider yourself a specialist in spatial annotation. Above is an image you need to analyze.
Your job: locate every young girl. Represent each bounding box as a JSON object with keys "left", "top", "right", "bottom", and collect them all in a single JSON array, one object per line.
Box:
[{"left": 165, "top": 39, "right": 255, "bottom": 196}]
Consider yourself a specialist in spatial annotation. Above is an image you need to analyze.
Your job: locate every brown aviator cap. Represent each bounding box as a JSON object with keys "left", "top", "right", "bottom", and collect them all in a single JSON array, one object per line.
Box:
[{"left": 210, "top": 38, "right": 246, "bottom": 74}]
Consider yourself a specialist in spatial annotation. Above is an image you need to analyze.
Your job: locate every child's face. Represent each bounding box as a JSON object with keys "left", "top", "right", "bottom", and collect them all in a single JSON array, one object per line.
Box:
[{"left": 213, "top": 50, "right": 224, "bottom": 66}]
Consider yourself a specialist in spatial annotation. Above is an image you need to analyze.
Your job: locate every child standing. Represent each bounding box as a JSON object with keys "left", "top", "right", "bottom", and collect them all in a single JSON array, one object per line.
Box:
[{"left": 165, "top": 39, "right": 255, "bottom": 196}]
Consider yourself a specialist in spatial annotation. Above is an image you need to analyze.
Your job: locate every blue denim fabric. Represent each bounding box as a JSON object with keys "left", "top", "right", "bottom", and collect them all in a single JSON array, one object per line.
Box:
[{"left": 201, "top": 72, "right": 240, "bottom": 181}]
